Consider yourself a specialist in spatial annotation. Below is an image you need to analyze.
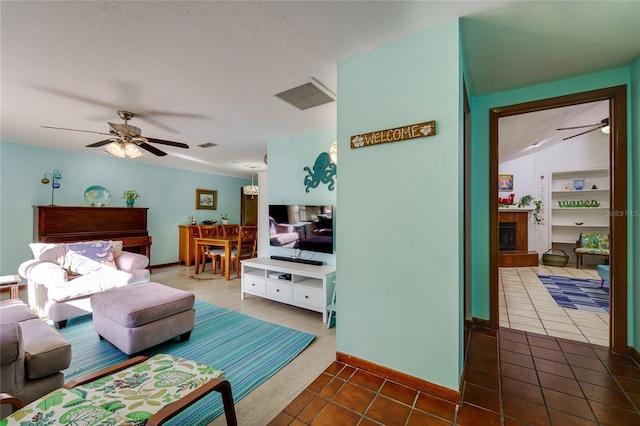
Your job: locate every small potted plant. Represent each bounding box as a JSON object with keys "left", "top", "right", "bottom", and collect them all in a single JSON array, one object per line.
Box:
[
  {"left": 220, "top": 213, "right": 229, "bottom": 225},
  {"left": 517, "top": 194, "right": 534, "bottom": 207},
  {"left": 122, "top": 190, "right": 140, "bottom": 207}
]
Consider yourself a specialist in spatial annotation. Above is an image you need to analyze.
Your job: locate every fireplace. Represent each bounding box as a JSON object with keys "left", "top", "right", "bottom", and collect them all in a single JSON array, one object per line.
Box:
[
  {"left": 498, "top": 211, "right": 538, "bottom": 267},
  {"left": 499, "top": 222, "right": 517, "bottom": 251}
]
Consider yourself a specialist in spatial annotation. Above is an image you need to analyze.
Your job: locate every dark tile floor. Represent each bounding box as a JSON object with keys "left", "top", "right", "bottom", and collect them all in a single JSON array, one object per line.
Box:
[{"left": 268, "top": 327, "right": 640, "bottom": 425}]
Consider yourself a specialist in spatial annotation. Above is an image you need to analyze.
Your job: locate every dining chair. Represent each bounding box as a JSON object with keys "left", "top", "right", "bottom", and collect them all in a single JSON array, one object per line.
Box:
[
  {"left": 221, "top": 225, "right": 257, "bottom": 278},
  {"left": 221, "top": 224, "right": 240, "bottom": 238},
  {"left": 197, "top": 224, "right": 224, "bottom": 274}
]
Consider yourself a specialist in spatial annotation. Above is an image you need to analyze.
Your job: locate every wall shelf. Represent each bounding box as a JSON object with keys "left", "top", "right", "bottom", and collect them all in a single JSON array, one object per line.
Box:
[{"left": 550, "top": 168, "right": 609, "bottom": 247}]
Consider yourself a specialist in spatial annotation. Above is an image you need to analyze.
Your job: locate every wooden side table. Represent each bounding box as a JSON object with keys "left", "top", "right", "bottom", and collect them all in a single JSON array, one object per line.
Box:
[{"left": 0, "top": 274, "right": 21, "bottom": 299}]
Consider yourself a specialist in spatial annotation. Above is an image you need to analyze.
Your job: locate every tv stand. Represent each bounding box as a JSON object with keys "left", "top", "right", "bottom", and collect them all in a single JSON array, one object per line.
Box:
[
  {"left": 270, "top": 255, "right": 323, "bottom": 266},
  {"left": 242, "top": 257, "right": 336, "bottom": 323}
]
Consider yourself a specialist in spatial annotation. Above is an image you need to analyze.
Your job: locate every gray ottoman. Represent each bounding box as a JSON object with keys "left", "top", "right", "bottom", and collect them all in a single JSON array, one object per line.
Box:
[{"left": 91, "top": 282, "right": 195, "bottom": 355}]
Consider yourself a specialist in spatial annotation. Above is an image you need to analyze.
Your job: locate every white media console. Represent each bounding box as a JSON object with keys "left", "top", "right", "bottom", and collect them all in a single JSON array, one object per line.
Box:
[{"left": 241, "top": 257, "right": 336, "bottom": 323}]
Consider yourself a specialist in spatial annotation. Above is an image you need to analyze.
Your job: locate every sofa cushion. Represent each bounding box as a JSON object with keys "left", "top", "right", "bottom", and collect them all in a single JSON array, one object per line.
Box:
[
  {"left": 0, "top": 322, "right": 22, "bottom": 365},
  {"left": 47, "top": 268, "right": 134, "bottom": 302},
  {"left": 0, "top": 299, "right": 38, "bottom": 324},
  {"left": 65, "top": 241, "right": 121, "bottom": 274},
  {"left": 19, "top": 318, "right": 71, "bottom": 380},
  {"left": 28, "top": 243, "right": 67, "bottom": 267}
]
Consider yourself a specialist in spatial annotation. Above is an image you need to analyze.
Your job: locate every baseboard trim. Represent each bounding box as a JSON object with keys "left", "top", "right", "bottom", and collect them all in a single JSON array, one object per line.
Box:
[
  {"left": 336, "top": 352, "right": 461, "bottom": 405},
  {"left": 473, "top": 317, "right": 492, "bottom": 328},
  {"left": 630, "top": 346, "right": 640, "bottom": 365},
  {"left": 150, "top": 262, "right": 180, "bottom": 269}
]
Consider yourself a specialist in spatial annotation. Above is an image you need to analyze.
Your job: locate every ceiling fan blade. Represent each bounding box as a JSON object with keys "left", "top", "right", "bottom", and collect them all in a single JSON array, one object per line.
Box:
[
  {"left": 556, "top": 123, "right": 602, "bottom": 130},
  {"left": 86, "top": 139, "right": 114, "bottom": 148},
  {"left": 41, "top": 125, "right": 112, "bottom": 136},
  {"left": 562, "top": 125, "right": 605, "bottom": 141},
  {"left": 144, "top": 137, "right": 189, "bottom": 149},
  {"left": 138, "top": 142, "right": 168, "bottom": 156}
]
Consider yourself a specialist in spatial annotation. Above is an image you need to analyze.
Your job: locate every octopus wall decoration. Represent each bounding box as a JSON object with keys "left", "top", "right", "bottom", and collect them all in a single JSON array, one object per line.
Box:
[{"left": 303, "top": 152, "right": 337, "bottom": 193}]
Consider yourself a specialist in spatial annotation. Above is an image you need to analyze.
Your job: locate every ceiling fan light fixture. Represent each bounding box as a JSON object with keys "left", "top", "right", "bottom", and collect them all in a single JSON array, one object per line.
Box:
[{"left": 105, "top": 141, "right": 142, "bottom": 159}]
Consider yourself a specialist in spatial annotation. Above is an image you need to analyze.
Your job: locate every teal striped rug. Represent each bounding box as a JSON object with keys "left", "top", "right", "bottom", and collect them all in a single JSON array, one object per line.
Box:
[{"left": 58, "top": 299, "right": 315, "bottom": 425}]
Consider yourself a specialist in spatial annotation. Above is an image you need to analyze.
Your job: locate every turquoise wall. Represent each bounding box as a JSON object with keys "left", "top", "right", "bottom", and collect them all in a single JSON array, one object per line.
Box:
[
  {"left": 267, "top": 129, "right": 337, "bottom": 266},
  {"left": 0, "top": 142, "right": 249, "bottom": 274},
  {"left": 469, "top": 68, "right": 635, "bottom": 340},
  {"left": 631, "top": 55, "right": 640, "bottom": 351},
  {"left": 336, "top": 20, "right": 463, "bottom": 390}
]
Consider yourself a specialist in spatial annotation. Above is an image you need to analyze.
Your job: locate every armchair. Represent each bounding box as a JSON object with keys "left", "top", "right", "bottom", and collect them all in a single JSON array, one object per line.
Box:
[
  {"left": 18, "top": 240, "right": 150, "bottom": 328},
  {"left": 0, "top": 299, "right": 71, "bottom": 419}
]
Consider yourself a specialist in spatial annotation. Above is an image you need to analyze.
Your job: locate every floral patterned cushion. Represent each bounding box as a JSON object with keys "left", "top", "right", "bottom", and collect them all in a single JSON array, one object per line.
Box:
[
  {"left": 579, "top": 233, "right": 609, "bottom": 250},
  {"left": 0, "top": 354, "right": 225, "bottom": 426},
  {"left": 0, "top": 388, "right": 130, "bottom": 425}
]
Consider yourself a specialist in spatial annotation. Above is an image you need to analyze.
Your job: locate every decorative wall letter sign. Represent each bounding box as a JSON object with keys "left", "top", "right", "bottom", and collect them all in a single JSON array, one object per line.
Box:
[
  {"left": 351, "top": 120, "right": 436, "bottom": 149},
  {"left": 303, "top": 152, "right": 337, "bottom": 193}
]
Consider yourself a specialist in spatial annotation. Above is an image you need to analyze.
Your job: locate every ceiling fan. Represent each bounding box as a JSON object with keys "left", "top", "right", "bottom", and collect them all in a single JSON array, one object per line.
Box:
[
  {"left": 556, "top": 118, "right": 609, "bottom": 141},
  {"left": 41, "top": 110, "right": 189, "bottom": 157}
]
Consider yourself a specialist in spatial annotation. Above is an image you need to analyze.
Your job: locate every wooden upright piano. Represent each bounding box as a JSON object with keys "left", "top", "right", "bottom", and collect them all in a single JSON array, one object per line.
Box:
[{"left": 34, "top": 206, "right": 152, "bottom": 259}]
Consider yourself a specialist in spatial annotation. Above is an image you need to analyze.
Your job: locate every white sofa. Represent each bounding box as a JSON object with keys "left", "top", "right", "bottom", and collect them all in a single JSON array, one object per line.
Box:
[{"left": 18, "top": 240, "right": 150, "bottom": 328}]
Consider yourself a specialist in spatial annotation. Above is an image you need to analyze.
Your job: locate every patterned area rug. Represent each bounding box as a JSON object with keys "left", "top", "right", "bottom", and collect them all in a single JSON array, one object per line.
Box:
[
  {"left": 538, "top": 274, "right": 609, "bottom": 314},
  {"left": 58, "top": 299, "right": 315, "bottom": 425}
]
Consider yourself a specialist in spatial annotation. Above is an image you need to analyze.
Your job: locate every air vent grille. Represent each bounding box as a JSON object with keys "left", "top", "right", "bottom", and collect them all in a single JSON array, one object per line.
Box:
[{"left": 275, "top": 78, "right": 335, "bottom": 110}]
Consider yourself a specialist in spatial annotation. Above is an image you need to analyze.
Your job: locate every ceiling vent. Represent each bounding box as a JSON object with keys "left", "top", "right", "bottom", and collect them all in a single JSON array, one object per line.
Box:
[
  {"left": 275, "top": 78, "right": 336, "bottom": 110},
  {"left": 198, "top": 142, "right": 218, "bottom": 148}
]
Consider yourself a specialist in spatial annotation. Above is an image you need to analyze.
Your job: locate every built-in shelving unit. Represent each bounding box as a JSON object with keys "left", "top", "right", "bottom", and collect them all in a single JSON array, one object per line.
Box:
[
  {"left": 550, "top": 168, "right": 609, "bottom": 244},
  {"left": 241, "top": 257, "right": 336, "bottom": 323}
]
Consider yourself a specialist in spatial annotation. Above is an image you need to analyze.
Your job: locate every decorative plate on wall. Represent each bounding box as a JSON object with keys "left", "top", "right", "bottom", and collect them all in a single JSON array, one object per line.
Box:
[{"left": 84, "top": 185, "right": 111, "bottom": 207}]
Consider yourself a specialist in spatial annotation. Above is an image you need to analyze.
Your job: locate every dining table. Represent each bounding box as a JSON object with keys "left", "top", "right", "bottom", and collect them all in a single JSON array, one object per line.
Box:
[{"left": 194, "top": 236, "right": 238, "bottom": 280}]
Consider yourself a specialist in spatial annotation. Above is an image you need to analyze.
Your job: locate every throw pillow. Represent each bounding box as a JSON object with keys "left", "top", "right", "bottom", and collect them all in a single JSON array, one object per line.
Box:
[
  {"left": 581, "top": 233, "right": 609, "bottom": 250},
  {"left": 65, "top": 241, "right": 119, "bottom": 275},
  {"left": 29, "top": 243, "right": 67, "bottom": 266}
]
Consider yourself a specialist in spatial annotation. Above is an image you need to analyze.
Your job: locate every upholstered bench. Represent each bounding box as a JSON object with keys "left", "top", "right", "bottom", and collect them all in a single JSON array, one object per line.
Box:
[{"left": 91, "top": 282, "right": 195, "bottom": 355}]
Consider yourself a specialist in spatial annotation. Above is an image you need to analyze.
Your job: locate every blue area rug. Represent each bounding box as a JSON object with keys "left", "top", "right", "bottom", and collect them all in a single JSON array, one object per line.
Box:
[
  {"left": 538, "top": 274, "right": 609, "bottom": 314},
  {"left": 58, "top": 299, "right": 315, "bottom": 425}
]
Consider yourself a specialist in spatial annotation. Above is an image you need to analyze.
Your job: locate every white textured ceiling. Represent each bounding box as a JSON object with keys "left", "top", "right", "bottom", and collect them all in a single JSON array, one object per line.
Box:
[{"left": 1, "top": 1, "right": 638, "bottom": 177}]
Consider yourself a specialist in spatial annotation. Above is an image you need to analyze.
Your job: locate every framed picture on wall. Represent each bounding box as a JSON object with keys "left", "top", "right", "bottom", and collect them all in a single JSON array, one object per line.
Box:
[
  {"left": 498, "top": 174, "right": 513, "bottom": 192},
  {"left": 195, "top": 189, "right": 217, "bottom": 210}
]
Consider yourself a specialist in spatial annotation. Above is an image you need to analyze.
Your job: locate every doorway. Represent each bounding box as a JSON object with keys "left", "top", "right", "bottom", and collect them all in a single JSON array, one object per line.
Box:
[
  {"left": 489, "top": 86, "right": 628, "bottom": 352},
  {"left": 241, "top": 191, "right": 258, "bottom": 226}
]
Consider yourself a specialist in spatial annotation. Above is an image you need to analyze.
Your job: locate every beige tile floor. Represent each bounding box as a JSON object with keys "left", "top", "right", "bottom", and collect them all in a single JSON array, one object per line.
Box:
[{"left": 499, "top": 264, "right": 609, "bottom": 346}]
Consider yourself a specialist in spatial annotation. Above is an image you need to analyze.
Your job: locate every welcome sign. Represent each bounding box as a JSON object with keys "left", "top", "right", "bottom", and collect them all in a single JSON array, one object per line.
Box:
[{"left": 350, "top": 120, "right": 436, "bottom": 149}]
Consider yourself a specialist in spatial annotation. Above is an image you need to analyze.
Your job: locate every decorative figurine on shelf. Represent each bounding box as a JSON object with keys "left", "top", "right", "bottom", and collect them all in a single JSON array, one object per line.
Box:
[
  {"left": 592, "top": 184, "right": 598, "bottom": 190},
  {"left": 41, "top": 169, "right": 62, "bottom": 206},
  {"left": 572, "top": 179, "right": 586, "bottom": 190},
  {"left": 498, "top": 193, "right": 515, "bottom": 206}
]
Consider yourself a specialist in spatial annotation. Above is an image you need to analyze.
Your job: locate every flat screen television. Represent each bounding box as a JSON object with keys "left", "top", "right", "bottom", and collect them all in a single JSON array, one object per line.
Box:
[{"left": 268, "top": 205, "right": 334, "bottom": 254}]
